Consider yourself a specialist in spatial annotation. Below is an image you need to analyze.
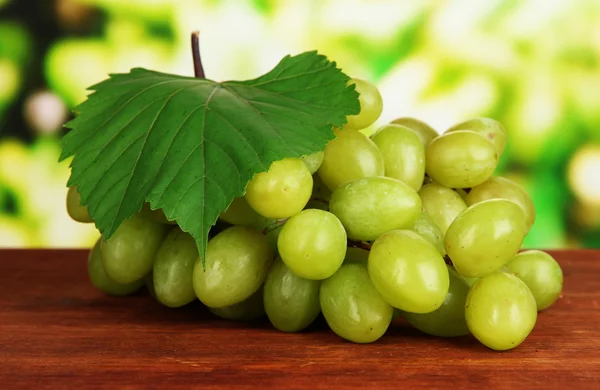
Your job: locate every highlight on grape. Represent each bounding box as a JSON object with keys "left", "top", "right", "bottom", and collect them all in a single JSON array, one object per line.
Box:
[{"left": 68, "top": 77, "right": 563, "bottom": 351}]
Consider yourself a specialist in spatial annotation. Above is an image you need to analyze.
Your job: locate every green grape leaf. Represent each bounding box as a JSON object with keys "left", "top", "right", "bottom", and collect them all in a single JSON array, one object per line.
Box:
[{"left": 60, "top": 51, "right": 359, "bottom": 262}]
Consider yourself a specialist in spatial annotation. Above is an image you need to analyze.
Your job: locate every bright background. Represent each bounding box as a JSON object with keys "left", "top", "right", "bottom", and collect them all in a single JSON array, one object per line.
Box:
[{"left": 1, "top": 0, "right": 599, "bottom": 249}]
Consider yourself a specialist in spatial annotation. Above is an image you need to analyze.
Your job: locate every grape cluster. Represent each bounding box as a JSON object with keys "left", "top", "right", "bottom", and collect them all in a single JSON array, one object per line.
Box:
[{"left": 67, "top": 78, "right": 563, "bottom": 351}]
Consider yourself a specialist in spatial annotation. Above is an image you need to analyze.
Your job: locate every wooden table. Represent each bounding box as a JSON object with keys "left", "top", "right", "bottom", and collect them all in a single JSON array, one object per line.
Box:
[{"left": 0, "top": 249, "right": 598, "bottom": 389}]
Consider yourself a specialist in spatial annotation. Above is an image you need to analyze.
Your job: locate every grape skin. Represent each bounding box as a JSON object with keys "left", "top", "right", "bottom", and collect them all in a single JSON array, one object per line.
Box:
[
  {"left": 505, "top": 250, "right": 563, "bottom": 311},
  {"left": 320, "top": 263, "right": 393, "bottom": 343},
  {"left": 446, "top": 117, "right": 507, "bottom": 157},
  {"left": 88, "top": 239, "right": 144, "bottom": 296},
  {"left": 317, "top": 129, "right": 385, "bottom": 191},
  {"left": 345, "top": 78, "right": 383, "bottom": 130},
  {"left": 368, "top": 230, "right": 449, "bottom": 314},
  {"left": 329, "top": 176, "right": 421, "bottom": 241},
  {"left": 263, "top": 259, "right": 321, "bottom": 332},
  {"left": 390, "top": 117, "right": 439, "bottom": 146},
  {"left": 245, "top": 158, "right": 313, "bottom": 219},
  {"left": 193, "top": 226, "right": 272, "bottom": 308},
  {"left": 277, "top": 209, "right": 347, "bottom": 280},
  {"left": 153, "top": 227, "right": 198, "bottom": 308},
  {"left": 100, "top": 213, "right": 168, "bottom": 284},
  {"left": 465, "top": 271, "right": 537, "bottom": 351},
  {"left": 371, "top": 123, "right": 426, "bottom": 192},
  {"left": 426, "top": 130, "right": 498, "bottom": 188},
  {"left": 418, "top": 183, "right": 467, "bottom": 235},
  {"left": 66, "top": 186, "right": 92, "bottom": 223},
  {"left": 445, "top": 199, "right": 526, "bottom": 278}
]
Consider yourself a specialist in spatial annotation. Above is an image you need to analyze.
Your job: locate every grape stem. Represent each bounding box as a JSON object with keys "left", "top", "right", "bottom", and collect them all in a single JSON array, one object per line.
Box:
[
  {"left": 261, "top": 218, "right": 288, "bottom": 235},
  {"left": 348, "top": 239, "right": 372, "bottom": 251},
  {"left": 443, "top": 254, "right": 454, "bottom": 266},
  {"left": 191, "top": 31, "right": 206, "bottom": 79}
]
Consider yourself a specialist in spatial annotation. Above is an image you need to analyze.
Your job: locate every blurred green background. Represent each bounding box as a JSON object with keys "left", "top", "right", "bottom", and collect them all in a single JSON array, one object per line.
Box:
[{"left": 0, "top": 0, "right": 599, "bottom": 249}]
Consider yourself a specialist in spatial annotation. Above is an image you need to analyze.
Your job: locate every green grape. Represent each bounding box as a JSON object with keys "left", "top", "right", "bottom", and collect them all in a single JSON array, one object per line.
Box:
[
  {"left": 455, "top": 188, "right": 469, "bottom": 201},
  {"left": 390, "top": 117, "right": 438, "bottom": 146},
  {"left": 66, "top": 186, "right": 92, "bottom": 223},
  {"left": 505, "top": 250, "right": 563, "bottom": 311},
  {"left": 345, "top": 78, "right": 383, "bottom": 130},
  {"left": 88, "top": 239, "right": 143, "bottom": 296},
  {"left": 144, "top": 272, "right": 157, "bottom": 300},
  {"left": 329, "top": 177, "right": 421, "bottom": 241},
  {"left": 152, "top": 227, "right": 198, "bottom": 308},
  {"left": 410, "top": 212, "right": 446, "bottom": 255},
  {"left": 344, "top": 246, "right": 369, "bottom": 266},
  {"left": 277, "top": 209, "right": 346, "bottom": 280},
  {"left": 446, "top": 117, "right": 507, "bottom": 157},
  {"left": 317, "top": 129, "right": 385, "bottom": 191},
  {"left": 371, "top": 124, "right": 425, "bottom": 191},
  {"left": 426, "top": 130, "right": 498, "bottom": 188},
  {"left": 466, "top": 176, "right": 536, "bottom": 233},
  {"left": 402, "top": 267, "right": 470, "bottom": 337},
  {"left": 320, "top": 264, "right": 393, "bottom": 343},
  {"left": 140, "top": 203, "right": 177, "bottom": 225},
  {"left": 445, "top": 199, "right": 526, "bottom": 278},
  {"left": 100, "top": 213, "right": 168, "bottom": 284},
  {"left": 302, "top": 151, "right": 325, "bottom": 174},
  {"left": 418, "top": 183, "right": 467, "bottom": 235},
  {"left": 263, "top": 259, "right": 321, "bottom": 332},
  {"left": 465, "top": 271, "right": 537, "bottom": 350},
  {"left": 311, "top": 173, "right": 333, "bottom": 202},
  {"left": 245, "top": 158, "right": 313, "bottom": 219},
  {"left": 210, "top": 287, "right": 265, "bottom": 321},
  {"left": 193, "top": 226, "right": 272, "bottom": 308},
  {"left": 220, "top": 196, "right": 271, "bottom": 229},
  {"left": 264, "top": 223, "right": 283, "bottom": 255},
  {"left": 462, "top": 275, "right": 479, "bottom": 287},
  {"left": 368, "top": 230, "right": 449, "bottom": 313}
]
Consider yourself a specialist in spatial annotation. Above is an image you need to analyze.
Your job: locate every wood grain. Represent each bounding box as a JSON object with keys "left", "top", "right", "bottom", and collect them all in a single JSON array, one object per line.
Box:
[{"left": 0, "top": 249, "right": 598, "bottom": 389}]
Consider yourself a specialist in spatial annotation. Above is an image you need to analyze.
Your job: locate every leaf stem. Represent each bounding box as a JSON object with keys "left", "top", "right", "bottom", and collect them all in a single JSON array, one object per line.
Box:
[{"left": 191, "top": 31, "right": 206, "bottom": 79}]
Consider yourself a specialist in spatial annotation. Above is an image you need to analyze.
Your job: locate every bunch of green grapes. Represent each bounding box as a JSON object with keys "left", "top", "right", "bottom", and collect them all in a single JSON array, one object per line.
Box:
[{"left": 66, "top": 77, "right": 563, "bottom": 351}]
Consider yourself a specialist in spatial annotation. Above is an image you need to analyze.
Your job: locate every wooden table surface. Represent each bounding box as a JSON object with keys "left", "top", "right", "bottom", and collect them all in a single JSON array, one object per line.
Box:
[{"left": 0, "top": 249, "right": 598, "bottom": 389}]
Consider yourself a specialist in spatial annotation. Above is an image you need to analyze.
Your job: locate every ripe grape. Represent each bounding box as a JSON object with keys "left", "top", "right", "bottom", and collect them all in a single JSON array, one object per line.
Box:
[
  {"left": 418, "top": 183, "right": 467, "bottom": 235},
  {"left": 465, "top": 271, "right": 537, "bottom": 350},
  {"left": 320, "top": 263, "right": 393, "bottom": 343},
  {"left": 343, "top": 247, "right": 369, "bottom": 266},
  {"left": 446, "top": 117, "right": 507, "bottom": 157},
  {"left": 210, "top": 287, "right": 266, "bottom": 321},
  {"left": 466, "top": 176, "right": 536, "bottom": 233},
  {"left": 193, "top": 226, "right": 272, "bottom": 308},
  {"left": 390, "top": 117, "right": 438, "bottom": 146},
  {"left": 140, "top": 203, "right": 177, "bottom": 225},
  {"left": 329, "top": 177, "right": 421, "bottom": 241},
  {"left": 401, "top": 267, "right": 470, "bottom": 337},
  {"left": 426, "top": 130, "right": 498, "bottom": 188},
  {"left": 445, "top": 199, "right": 526, "bottom": 278},
  {"left": 317, "top": 128, "right": 384, "bottom": 191},
  {"left": 505, "top": 250, "right": 563, "bottom": 311},
  {"left": 410, "top": 212, "right": 446, "bottom": 255},
  {"left": 263, "top": 259, "right": 321, "bottom": 332},
  {"left": 368, "top": 230, "right": 449, "bottom": 313},
  {"left": 153, "top": 227, "right": 198, "bottom": 308},
  {"left": 345, "top": 78, "right": 383, "bottom": 130},
  {"left": 245, "top": 158, "right": 312, "bottom": 219},
  {"left": 302, "top": 151, "right": 325, "bottom": 174},
  {"left": 277, "top": 209, "right": 347, "bottom": 280},
  {"left": 220, "top": 196, "right": 271, "bottom": 229},
  {"left": 66, "top": 186, "right": 92, "bottom": 223},
  {"left": 88, "top": 239, "right": 144, "bottom": 296},
  {"left": 371, "top": 124, "right": 425, "bottom": 191},
  {"left": 100, "top": 213, "right": 168, "bottom": 284}
]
